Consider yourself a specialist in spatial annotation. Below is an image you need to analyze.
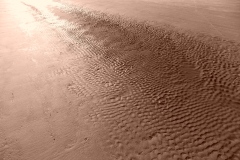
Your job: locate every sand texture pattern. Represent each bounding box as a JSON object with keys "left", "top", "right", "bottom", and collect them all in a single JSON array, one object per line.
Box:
[
  {"left": 50, "top": 3, "right": 240, "bottom": 160},
  {"left": 1, "top": 0, "right": 240, "bottom": 160}
]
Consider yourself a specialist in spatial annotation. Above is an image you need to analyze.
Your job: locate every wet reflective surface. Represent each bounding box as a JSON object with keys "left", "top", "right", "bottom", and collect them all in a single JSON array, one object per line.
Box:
[
  {"left": 60, "top": 0, "right": 240, "bottom": 42},
  {"left": 1, "top": 0, "right": 240, "bottom": 160}
]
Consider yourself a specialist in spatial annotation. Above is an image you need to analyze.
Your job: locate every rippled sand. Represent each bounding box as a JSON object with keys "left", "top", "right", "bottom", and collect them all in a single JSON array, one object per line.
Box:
[
  {"left": 52, "top": 3, "right": 240, "bottom": 159},
  {"left": 1, "top": 0, "right": 240, "bottom": 160}
]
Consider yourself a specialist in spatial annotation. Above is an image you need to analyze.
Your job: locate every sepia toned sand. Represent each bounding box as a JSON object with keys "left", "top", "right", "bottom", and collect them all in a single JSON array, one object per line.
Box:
[
  {"left": 1, "top": 0, "right": 240, "bottom": 160},
  {"left": 59, "top": 0, "right": 240, "bottom": 43}
]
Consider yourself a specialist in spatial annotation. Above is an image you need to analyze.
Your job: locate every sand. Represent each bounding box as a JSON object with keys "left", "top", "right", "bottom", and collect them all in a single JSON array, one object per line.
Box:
[
  {"left": 1, "top": 0, "right": 240, "bottom": 160},
  {"left": 58, "top": 0, "right": 240, "bottom": 43}
]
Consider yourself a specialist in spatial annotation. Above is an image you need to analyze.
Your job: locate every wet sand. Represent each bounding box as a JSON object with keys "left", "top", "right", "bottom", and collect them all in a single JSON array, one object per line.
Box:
[
  {"left": 1, "top": 0, "right": 240, "bottom": 160},
  {"left": 60, "top": 0, "right": 240, "bottom": 43}
]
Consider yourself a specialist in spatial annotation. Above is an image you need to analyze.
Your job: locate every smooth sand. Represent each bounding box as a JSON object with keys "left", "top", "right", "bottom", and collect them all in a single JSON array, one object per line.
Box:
[{"left": 60, "top": 0, "right": 240, "bottom": 43}]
